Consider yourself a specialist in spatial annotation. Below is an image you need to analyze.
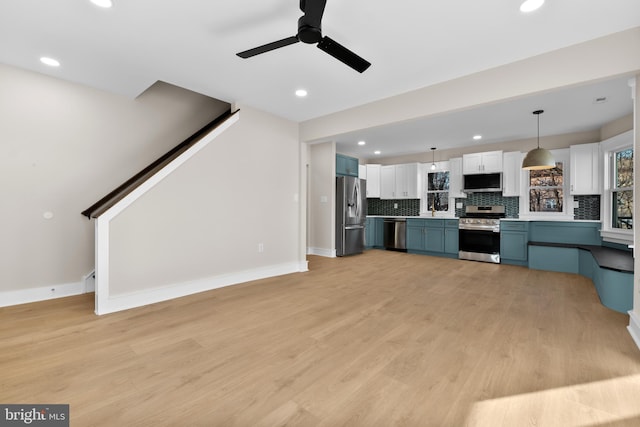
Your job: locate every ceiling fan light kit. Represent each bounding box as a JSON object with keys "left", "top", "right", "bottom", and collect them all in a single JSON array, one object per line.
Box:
[
  {"left": 522, "top": 109, "right": 555, "bottom": 170},
  {"left": 236, "top": 0, "right": 371, "bottom": 73}
]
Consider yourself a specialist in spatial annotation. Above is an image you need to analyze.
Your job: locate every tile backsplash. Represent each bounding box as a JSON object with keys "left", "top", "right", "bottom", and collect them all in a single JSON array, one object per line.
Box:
[
  {"left": 574, "top": 195, "right": 600, "bottom": 220},
  {"left": 368, "top": 193, "right": 601, "bottom": 220},
  {"left": 367, "top": 198, "right": 420, "bottom": 216},
  {"left": 455, "top": 193, "right": 519, "bottom": 218}
]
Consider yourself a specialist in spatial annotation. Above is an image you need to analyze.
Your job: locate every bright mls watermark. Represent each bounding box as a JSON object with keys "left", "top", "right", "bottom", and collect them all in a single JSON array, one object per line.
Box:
[{"left": 0, "top": 405, "right": 69, "bottom": 426}]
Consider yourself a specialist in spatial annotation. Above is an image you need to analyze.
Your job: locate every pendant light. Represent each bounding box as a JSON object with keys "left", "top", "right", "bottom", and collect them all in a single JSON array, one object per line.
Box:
[
  {"left": 430, "top": 147, "right": 437, "bottom": 170},
  {"left": 522, "top": 110, "right": 555, "bottom": 170}
]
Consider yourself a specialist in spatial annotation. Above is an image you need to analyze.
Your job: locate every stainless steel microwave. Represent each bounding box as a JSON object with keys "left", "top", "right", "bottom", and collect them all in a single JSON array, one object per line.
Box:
[{"left": 463, "top": 173, "right": 502, "bottom": 192}]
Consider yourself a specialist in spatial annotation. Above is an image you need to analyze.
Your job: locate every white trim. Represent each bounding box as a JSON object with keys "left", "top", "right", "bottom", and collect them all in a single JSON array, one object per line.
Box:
[
  {"left": 601, "top": 229, "right": 634, "bottom": 245},
  {"left": 519, "top": 148, "right": 573, "bottom": 219},
  {"left": 95, "top": 216, "right": 110, "bottom": 315},
  {"left": 628, "top": 311, "right": 640, "bottom": 352},
  {"left": 0, "top": 281, "right": 87, "bottom": 308},
  {"left": 307, "top": 247, "right": 337, "bottom": 257},
  {"left": 83, "top": 270, "right": 95, "bottom": 293},
  {"left": 95, "top": 262, "right": 303, "bottom": 315}
]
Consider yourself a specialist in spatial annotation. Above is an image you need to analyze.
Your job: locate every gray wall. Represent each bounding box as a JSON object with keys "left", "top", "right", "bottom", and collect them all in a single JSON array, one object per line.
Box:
[
  {"left": 0, "top": 63, "right": 229, "bottom": 294},
  {"left": 107, "top": 105, "right": 302, "bottom": 296}
]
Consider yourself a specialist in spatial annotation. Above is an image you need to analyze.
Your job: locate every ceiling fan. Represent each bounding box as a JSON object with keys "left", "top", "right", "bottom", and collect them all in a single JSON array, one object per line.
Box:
[{"left": 236, "top": 0, "right": 371, "bottom": 73}]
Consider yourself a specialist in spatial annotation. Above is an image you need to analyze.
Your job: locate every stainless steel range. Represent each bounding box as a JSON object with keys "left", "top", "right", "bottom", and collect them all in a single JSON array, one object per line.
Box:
[{"left": 458, "top": 205, "right": 505, "bottom": 263}]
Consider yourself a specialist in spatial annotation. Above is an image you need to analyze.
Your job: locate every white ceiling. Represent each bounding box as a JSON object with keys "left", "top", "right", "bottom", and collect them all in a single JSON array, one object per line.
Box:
[{"left": 1, "top": 0, "right": 638, "bottom": 157}]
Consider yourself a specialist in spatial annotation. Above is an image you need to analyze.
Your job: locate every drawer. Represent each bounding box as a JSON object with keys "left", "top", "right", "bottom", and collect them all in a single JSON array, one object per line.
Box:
[
  {"left": 501, "top": 221, "right": 528, "bottom": 232},
  {"left": 444, "top": 219, "right": 459, "bottom": 229}
]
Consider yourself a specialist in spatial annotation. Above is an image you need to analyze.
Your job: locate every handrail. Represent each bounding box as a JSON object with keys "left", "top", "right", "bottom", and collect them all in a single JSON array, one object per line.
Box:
[{"left": 81, "top": 108, "right": 237, "bottom": 219}]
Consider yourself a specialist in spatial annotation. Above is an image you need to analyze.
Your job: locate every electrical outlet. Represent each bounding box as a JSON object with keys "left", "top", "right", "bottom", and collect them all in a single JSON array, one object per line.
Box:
[
  {"left": 258, "top": 243, "right": 264, "bottom": 253},
  {"left": 573, "top": 200, "right": 580, "bottom": 209},
  {"left": 394, "top": 203, "right": 398, "bottom": 209},
  {"left": 456, "top": 202, "right": 463, "bottom": 209}
]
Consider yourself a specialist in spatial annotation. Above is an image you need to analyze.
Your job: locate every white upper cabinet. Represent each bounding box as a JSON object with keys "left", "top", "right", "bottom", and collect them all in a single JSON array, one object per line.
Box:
[
  {"left": 502, "top": 151, "right": 522, "bottom": 197},
  {"left": 359, "top": 164, "right": 367, "bottom": 179},
  {"left": 395, "top": 163, "right": 419, "bottom": 198},
  {"left": 570, "top": 142, "right": 601, "bottom": 195},
  {"left": 380, "top": 165, "right": 396, "bottom": 199},
  {"left": 463, "top": 150, "right": 503, "bottom": 174},
  {"left": 365, "top": 164, "right": 381, "bottom": 198},
  {"left": 380, "top": 163, "right": 421, "bottom": 199},
  {"left": 448, "top": 157, "right": 466, "bottom": 198}
]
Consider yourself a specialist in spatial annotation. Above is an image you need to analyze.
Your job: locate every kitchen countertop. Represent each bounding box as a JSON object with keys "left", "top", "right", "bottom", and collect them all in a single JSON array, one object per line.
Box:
[
  {"left": 367, "top": 216, "right": 602, "bottom": 223},
  {"left": 528, "top": 241, "right": 633, "bottom": 273},
  {"left": 367, "top": 215, "right": 458, "bottom": 219}
]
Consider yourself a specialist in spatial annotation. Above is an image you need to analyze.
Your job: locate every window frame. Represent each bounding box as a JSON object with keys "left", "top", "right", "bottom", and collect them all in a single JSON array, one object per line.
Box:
[
  {"left": 421, "top": 161, "right": 455, "bottom": 217},
  {"left": 601, "top": 130, "right": 634, "bottom": 245},
  {"left": 518, "top": 149, "right": 574, "bottom": 221}
]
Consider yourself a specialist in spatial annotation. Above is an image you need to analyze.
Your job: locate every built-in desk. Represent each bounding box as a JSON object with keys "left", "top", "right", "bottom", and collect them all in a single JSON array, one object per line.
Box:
[{"left": 528, "top": 241, "right": 633, "bottom": 314}]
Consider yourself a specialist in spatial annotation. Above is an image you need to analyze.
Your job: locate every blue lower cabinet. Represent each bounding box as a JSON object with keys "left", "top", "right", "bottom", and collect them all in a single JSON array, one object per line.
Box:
[
  {"left": 406, "top": 218, "right": 453, "bottom": 256},
  {"left": 365, "top": 218, "right": 385, "bottom": 248},
  {"left": 424, "top": 226, "right": 444, "bottom": 252},
  {"left": 500, "top": 221, "right": 528, "bottom": 266},
  {"left": 529, "top": 246, "right": 579, "bottom": 273},
  {"left": 406, "top": 223, "right": 426, "bottom": 251},
  {"left": 365, "top": 218, "right": 375, "bottom": 248},
  {"left": 501, "top": 231, "right": 528, "bottom": 264},
  {"left": 444, "top": 228, "right": 458, "bottom": 254},
  {"left": 593, "top": 267, "right": 633, "bottom": 313}
]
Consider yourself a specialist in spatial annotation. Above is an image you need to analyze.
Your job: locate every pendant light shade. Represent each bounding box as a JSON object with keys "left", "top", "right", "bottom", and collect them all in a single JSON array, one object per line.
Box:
[
  {"left": 430, "top": 147, "right": 437, "bottom": 170},
  {"left": 522, "top": 110, "right": 555, "bottom": 170}
]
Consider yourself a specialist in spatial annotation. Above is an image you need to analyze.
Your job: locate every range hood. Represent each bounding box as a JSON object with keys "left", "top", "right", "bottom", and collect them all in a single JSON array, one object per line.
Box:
[{"left": 463, "top": 172, "right": 503, "bottom": 193}]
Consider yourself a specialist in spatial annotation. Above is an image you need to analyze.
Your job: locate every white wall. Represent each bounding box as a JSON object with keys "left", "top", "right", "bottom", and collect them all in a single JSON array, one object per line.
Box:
[
  {"left": 107, "top": 105, "right": 304, "bottom": 301},
  {"left": 308, "top": 142, "right": 335, "bottom": 256},
  {"left": 300, "top": 27, "right": 640, "bottom": 144},
  {"left": 0, "top": 63, "right": 229, "bottom": 304}
]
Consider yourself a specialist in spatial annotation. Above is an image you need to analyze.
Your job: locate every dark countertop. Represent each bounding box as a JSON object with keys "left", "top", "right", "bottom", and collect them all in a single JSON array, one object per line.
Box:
[{"left": 528, "top": 241, "right": 633, "bottom": 273}]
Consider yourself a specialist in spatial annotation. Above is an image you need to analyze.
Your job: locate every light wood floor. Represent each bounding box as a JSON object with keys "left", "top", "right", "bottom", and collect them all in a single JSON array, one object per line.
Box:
[{"left": 2, "top": 250, "right": 640, "bottom": 426}]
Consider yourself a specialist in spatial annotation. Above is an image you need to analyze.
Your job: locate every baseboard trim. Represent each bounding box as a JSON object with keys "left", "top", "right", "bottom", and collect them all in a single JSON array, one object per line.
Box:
[
  {"left": 0, "top": 281, "right": 86, "bottom": 308},
  {"left": 628, "top": 310, "right": 640, "bottom": 352},
  {"left": 96, "top": 262, "right": 303, "bottom": 315},
  {"left": 307, "top": 247, "right": 336, "bottom": 258}
]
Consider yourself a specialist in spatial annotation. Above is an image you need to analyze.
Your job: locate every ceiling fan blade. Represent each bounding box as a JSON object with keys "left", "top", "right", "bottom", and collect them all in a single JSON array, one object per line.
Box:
[
  {"left": 302, "top": 0, "right": 327, "bottom": 28},
  {"left": 317, "top": 36, "right": 371, "bottom": 73},
  {"left": 236, "top": 36, "right": 299, "bottom": 58}
]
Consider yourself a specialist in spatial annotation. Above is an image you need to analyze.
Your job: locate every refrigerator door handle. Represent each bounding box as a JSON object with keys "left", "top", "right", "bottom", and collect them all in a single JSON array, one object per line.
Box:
[{"left": 345, "top": 225, "right": 364, "bottom": 230}]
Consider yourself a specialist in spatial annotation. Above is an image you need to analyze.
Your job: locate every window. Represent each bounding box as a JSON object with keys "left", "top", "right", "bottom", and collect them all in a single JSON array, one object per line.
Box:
[
  {"left": 611, "top": 148, "right": 633, "bottom": 230},
  {"left": 529, "top": 162, "right": 564, "bottom": 212},
  {"left": 601, "top": 130, "right": 633, "bottom": 245},
  {"left": 519, "top": 149, "right": 572, "bottom": 219},
  {"left": 421, "top": 162, "right": 454, "bottom": 216},
  {"left": 427, "top": 171, "right": 449, "bottom": 212}
]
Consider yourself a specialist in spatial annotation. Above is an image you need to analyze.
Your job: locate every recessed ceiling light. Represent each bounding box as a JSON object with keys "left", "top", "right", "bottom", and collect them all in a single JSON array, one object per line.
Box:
[
  {"left": 374, "top": 150, "right": 381, "bottom": 155},
  {"left": 295, "top": 89, "right": 308, "bottom": 97},
  {"left": 358, "top": 141, "right": 366, "bottom": 146},
  {"left": 520, "top": 0, "right": 544, "bottom": 13},
  {"left": 40, "top": 57, "right": 60, "bottom": 67},
  {"left": 473, "top": 135, "right": 482, "bottom": 140},
  {"left": 90, "top": 0, "right": 113, "bottom": 8}
]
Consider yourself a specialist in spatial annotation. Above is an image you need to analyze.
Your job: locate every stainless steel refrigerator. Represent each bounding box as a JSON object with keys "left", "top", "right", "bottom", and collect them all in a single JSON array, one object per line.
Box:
[{"left": 336, "top": 176, "right": 367, "bottom": 256}]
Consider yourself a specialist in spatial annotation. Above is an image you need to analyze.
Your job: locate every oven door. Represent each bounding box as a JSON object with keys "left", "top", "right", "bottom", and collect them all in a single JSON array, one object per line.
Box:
[{"left": 459, "top": 228, "right": 500, "bottom": 263}]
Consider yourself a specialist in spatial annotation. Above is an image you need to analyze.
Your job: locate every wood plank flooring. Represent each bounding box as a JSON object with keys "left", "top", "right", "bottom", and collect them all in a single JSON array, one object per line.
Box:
[{"left": 1, "top": 250, "right": 640, "bottom": 426}]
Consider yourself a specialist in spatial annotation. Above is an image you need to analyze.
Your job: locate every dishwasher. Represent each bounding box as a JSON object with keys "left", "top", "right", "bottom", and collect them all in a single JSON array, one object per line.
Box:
[{"left": 383, "top": 218, "right": 407, "bottom": 251}]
